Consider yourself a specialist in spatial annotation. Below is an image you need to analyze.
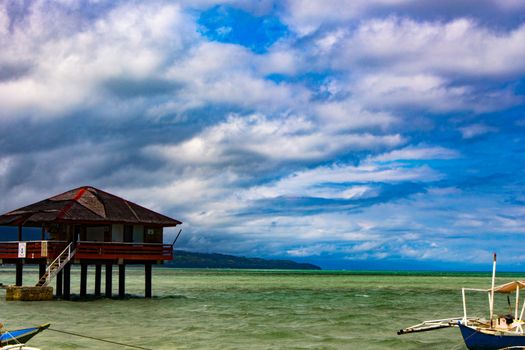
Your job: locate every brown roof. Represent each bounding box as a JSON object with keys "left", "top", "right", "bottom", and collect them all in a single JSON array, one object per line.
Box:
[{"left": 0, "top": 186, "right": 182, "bottom": 227}]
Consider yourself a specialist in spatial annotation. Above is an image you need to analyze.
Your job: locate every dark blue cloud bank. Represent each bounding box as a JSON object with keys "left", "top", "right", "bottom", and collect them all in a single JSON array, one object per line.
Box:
[{"left": 1, "top": 0, "right": 525, "bottom": 270}]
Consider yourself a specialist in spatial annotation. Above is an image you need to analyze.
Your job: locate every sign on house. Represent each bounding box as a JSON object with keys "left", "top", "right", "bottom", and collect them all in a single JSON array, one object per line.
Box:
[{"left": 18, "top": 242, "right": 26, "bottom": 258}]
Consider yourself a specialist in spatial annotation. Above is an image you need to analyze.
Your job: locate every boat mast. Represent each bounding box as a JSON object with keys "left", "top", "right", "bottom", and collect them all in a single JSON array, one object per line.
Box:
[
  {"left": 490, "top": 253, "right": 496, "bottom": 326},
  {"left": 462, "top": 288, "right": 468, "bottom": 325},
  {"left": 516, "top": 284, "right": 520, "bottom": 322}
]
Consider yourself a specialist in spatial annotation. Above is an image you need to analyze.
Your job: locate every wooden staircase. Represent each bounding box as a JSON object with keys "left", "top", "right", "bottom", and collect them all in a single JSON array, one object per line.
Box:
[{"left": 36, "top": 242, "right": 76, "bottom": 287}]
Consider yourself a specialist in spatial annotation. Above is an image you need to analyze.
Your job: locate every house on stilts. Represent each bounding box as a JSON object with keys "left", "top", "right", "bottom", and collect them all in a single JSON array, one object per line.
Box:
[{"left": 0, "top": 186, "right": 181, "bottom": 301}]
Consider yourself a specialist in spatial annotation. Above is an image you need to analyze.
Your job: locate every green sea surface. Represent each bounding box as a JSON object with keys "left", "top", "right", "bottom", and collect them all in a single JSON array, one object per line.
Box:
[{"left": 0, "top": 267, "right": 522, "bottom": 350}]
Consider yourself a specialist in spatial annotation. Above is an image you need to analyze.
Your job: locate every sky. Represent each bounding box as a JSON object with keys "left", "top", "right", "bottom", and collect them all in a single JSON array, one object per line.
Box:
[{"left": 1, "top": 0, "right": 525, "bottom": 271}]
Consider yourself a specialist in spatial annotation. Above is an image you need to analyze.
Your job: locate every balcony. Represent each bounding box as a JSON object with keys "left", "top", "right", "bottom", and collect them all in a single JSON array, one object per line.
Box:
[{"left": 0, "top": 241, "right": 173, "bottom": 262}]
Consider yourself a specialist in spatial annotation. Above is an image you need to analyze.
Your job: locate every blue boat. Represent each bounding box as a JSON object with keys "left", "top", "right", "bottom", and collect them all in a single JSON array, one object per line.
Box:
[
  {"left": 459, "top": 322, "right": 525, "bottom": 350},
  {"left": 0, "top": 324, "right": 49, "bottom": 347},
  {"left": 399, "top": 254, "right": 525, "bottom": 350}
]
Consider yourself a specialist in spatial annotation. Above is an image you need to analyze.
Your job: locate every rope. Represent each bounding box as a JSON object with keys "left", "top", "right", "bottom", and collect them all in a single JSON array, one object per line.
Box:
[{"left": 48, "top": 328, "right": 153, "bottom": 350}]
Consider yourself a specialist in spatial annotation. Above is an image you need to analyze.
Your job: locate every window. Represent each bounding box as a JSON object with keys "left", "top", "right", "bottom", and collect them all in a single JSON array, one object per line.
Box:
[{"left": 124, "top": 225, "right": 133, "bottom": 242}]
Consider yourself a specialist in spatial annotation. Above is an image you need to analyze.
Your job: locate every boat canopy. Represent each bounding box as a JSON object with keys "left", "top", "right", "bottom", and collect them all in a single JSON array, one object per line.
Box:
[{"left": 493, "top": 281, "right": 525, "bottom": 293}]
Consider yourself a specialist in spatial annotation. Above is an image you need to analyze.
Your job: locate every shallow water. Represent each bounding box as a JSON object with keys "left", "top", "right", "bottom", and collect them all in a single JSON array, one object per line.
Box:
[{"left": 0, "top": 267, "right": 521, "bottom": 349}]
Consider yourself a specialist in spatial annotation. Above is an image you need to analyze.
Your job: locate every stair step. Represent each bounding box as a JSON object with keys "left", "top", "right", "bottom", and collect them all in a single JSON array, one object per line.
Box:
[{"left": 34, "top": 243, "right": 76, "bottom": 287}]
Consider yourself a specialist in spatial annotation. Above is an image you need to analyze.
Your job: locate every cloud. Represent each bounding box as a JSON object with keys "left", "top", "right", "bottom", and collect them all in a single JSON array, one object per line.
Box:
[
  {"left": 372, "top": 145, "right": 460, "bottom": 162},
  {"left": 286, "top": 244, "right": 337, "bottom": 257},
  {"left": 0, "top": 1, "right": 197, "bottom": 120},
  {"left": 314, "top": 101, "right": 397, "bottom": 131},
  {"left": 280, "top": 0, "right": 525, "bottom": 36},
  {"left": 0, "top": 0, "right": 524, "bottom": 269},
  {"left": 280, "top": 0, "right": 413, "bottom": 36},
  {"left": 459, "top": 123, "right": 498, "bottom": 139},
  {"left": 338, "top": 17, "right": 525, "bottom": 78},
  {"left": 241, "top": 160, "right": 442, "bottom": 203},
  {"left": 283, "top": 16, "right": 525, "bottom": 113},
  {"left": 351, "top": 73, "right": 480, "bottom": 112},
  {"left": 146, "top": 113, "right": 405, "bottom": 166}
]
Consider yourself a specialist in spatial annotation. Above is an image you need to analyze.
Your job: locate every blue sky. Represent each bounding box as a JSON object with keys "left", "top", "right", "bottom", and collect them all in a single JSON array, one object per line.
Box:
[{"left": 1, "top": 0, "right": 525, "bottom": 270}]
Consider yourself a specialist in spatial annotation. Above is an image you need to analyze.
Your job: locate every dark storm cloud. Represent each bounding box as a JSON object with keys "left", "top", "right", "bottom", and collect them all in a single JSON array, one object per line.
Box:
[
  {"left": 102, "top": 77, "right": 181, "bottom": 99},
  {"left": 0, "top": 63, "right": 31, "bottom": 81},
  {"left": 367, "top": 0, "right": 525, "bottom": 29}
]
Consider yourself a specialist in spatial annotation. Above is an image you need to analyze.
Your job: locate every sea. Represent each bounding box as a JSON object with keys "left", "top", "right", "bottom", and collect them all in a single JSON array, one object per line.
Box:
[{"left": 0, "top": 267, "right": 521, "bottom": 350}]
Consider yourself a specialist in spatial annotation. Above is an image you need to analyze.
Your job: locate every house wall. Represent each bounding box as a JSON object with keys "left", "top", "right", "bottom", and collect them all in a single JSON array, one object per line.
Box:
[{"left": 40, "top": 223, "right": 165, "bottom": 244}]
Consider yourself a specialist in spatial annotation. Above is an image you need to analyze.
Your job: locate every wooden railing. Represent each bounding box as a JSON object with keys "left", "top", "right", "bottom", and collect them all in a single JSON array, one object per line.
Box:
[
  {"left": 0, "top": 241, "right": 173, "bottom": 261},
  {"left": 76, "top": 242, "right": 173, "bottom": 261},
  {"left": 0, "top": 241, "right": 67, "bottom": 259}
]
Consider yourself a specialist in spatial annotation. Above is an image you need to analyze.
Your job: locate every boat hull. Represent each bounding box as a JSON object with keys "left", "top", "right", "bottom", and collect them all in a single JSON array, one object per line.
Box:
[
  {"left": 0, "top": 324, "right": 50, "bottom": 346},
  {"left": 459, "top": 323, "right": 525, "bottom": 350},
  {"left": 1, "top": 345, "right": 41, "bottom": 350}
]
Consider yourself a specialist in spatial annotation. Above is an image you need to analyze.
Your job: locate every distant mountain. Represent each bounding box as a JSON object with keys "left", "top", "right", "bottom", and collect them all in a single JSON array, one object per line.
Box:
[{"left": 167, "top": 250, "right": 321, "bottom": 270}]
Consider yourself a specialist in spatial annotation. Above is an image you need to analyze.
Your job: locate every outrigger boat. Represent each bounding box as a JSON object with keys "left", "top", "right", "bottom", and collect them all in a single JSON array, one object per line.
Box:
[
  {"left": 0, "top": 345, "right": 41, "bottom": 350},
  {"left": 0, "top": 324, "right": 49, "bottom": 348},
  {"left": 399, "top": 254, "right": 525, "bottom": 350}
]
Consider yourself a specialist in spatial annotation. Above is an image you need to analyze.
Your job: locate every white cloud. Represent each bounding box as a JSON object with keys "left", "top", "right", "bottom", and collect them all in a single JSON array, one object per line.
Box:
[
  {"left": 340, "top": 17, "right": 525, "bottom": 78},
  {"left": 347, "top": 241, "right": 383, "bottom": 253},
  {"left": 351, "top": 73, "right": 476, "bottom": 112},
  {"left": 372, "top": 145, "right": 460, "bottom": 162},
  {"left": 459, "top": 123, "right": 498, "bottom": 139},
  {"left": 287, "top": 244, "right": 337, "bottom": 257},
  {"left": 314, "top": 101, "right": 397, "bottom": 131},
  {"left": 0, "top": 2, "right": 197, "bottom": 119},
  {"left": 242, "top": 161, "right": 441, "bottom": 201},
  {"left": 281, "top": 0, "right": 412, "bottom": 36},
  {"left": 256, "top": 47, "right": 303, "bottom": 75},
  {"left": 146, "top": 113, "right": 404, "bottom": 165},
  {"left": 0, "top": 157, "right": 11, "bottom": 182}
]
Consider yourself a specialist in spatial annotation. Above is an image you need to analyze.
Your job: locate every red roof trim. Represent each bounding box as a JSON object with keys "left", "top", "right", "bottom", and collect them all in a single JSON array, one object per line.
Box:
[{"left": 57, "top": 187, "right": 87, "bottom": 220}]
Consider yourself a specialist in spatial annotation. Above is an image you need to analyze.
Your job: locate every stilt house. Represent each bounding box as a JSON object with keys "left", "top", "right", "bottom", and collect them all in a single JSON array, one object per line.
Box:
[{"left": 0, "top": 186, "right": 181, "bottom": 299}]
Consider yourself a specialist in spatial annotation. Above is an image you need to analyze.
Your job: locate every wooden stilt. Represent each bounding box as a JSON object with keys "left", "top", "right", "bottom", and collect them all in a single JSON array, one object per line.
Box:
[
  {"left": 39, "top": 263, "right": 46, "bottom": 280},
  {"left": 56, "top": 270, "right": 63, "bottom": 297},
  {"left": 118, "top": 264, "right": 125, "bottom": 298},
  {"left": 94, "top": 264, "right": 101, "bottom": 296},
  {"left": 105, "top": 264, "right": 112, "bottom": 298},
  {"left": 15, "top": 262, "right": 23, "bottom": 286},
  {"left": 63, "top": 263, "right": 71, "bottom": 300},
  {"left": 80, "top": 263, "right": 88, "bottom": 298},
  {"left": 145, "top": 263, "right": 152, "bottom": 298}
]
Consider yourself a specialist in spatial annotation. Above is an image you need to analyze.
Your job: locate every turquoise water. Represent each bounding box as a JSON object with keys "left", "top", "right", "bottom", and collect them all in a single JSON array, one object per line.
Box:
[{"left": 0, "top": 267, "right": 522, "bottom": 349}]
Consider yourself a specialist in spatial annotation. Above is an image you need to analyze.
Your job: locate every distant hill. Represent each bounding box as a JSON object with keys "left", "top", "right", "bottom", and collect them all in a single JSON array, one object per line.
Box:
[{"left": 167, "top": 250, "right": 321, "bottom": 270}]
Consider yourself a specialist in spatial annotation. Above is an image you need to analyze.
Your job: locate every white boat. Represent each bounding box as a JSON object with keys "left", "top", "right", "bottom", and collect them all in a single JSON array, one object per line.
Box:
[
  {"left": 399, "top": 254, "right": 525, "bottom": 350},
  {"left": 0, "top": 345, "right": 41, "bottom": 350}
]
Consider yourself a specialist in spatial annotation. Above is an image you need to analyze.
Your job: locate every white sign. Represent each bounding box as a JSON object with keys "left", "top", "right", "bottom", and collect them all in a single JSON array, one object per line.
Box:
[{"left": 18, "top": 242, "right": 26, "bottom": 258}]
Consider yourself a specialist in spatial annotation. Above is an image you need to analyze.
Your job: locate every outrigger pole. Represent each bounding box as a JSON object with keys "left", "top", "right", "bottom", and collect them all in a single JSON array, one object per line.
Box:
[{"left": 397, "top": 318, "right": 463, "bottom": 335}]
